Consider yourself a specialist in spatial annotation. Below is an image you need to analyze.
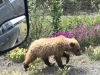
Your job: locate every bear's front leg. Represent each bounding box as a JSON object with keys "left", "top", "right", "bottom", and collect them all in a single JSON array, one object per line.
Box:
[
  {"left": 43, "top": 58, "right": 55, "bottom": 67},
  {"left": 55, "top": 56, "right": 64, "bottom": 69},
  {"left": 23, "top": 62, "right": 29, "bottom": 71},
  {"left": 62, "top": 52, "right": 70, "bottom": 63}
]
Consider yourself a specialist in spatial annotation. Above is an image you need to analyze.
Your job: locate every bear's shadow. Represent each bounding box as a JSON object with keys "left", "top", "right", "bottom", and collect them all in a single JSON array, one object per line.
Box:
[
  {"left": 41, "top": 66, "right": 59, "bottom": 75},
  {"left": 41, "top": 65, "right": 72, "bottom": 75},
  {"left": 28, "top": 64, "right": 87, "bottom": 75},
  {"left": 41, "top": 65, "right": 87, "bottom": 75}
]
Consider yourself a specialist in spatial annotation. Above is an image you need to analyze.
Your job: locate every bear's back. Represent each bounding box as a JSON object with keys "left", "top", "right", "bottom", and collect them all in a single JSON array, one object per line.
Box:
[
  {"left": 28, "top": 36, "right": 66, "bottom": 55},
  {"left": 33, "top": 36, "right": 65, "bottom": 46}
]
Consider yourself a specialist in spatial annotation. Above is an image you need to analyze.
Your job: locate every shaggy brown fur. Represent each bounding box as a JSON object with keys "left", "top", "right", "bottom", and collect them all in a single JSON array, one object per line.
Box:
[{"left": 23, "top": 35, "right": 81, "bottom": 71}]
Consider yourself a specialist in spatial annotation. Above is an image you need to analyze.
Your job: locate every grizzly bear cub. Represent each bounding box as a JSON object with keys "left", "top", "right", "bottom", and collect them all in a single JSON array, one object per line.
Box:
[{"left": 23, "top": 35, "right": 81, "bottom": 71}]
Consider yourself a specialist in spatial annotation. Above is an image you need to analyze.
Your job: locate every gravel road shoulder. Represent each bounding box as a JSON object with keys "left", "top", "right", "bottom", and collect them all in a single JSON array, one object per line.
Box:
[{"left": 0, "top": 54, "right": 100, "bottom": 75}]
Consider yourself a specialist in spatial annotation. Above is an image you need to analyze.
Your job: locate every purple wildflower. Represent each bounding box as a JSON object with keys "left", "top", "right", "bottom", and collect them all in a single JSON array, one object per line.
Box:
[
  {"left": 71, "top": 24, "right": 89, "bottom": 42},
  {"left": 65, "top": 31, "right": 72, "bottom": 38},
  {"left": 49, "top": 24, "right": 100, "bottom": 44},
  {"left": 93, "top": 24, "right": 100, "bottom": 37}
]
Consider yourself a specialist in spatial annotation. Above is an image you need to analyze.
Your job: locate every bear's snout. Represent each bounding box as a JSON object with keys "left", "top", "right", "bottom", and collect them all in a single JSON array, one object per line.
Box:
[
  {"left": 75, "top": 50, "right": 81, "bottom": 56},
  {"left": 75, "top": 52, "right": 81, "bottom": 56},
  {"left": 75, "top": 49, "right": 81, "bottom": 56}
]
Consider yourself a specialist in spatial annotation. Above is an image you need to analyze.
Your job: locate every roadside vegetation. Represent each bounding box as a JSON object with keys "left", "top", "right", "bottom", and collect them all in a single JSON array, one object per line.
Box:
[{"left": 1, "top": 0, "right": 100, "bottom": 75}]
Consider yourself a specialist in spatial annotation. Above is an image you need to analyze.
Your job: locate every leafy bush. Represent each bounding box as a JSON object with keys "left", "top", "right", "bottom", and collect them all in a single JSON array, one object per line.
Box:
[
  {"left": 28, "top": 0, "right": 100, "bottom": 15},
  {"left": 5, "top": 47, "right": 27, "bottom": 62},
  {"left": 21, "top": 0, "right": 52, "bottom": 48},
  {"left": 49, "top": 0, "right": 63, "bottom": 33},
  {"left": 61, "top": 14, "right": 100, "bottom": 31},
  {"left": 21, "top": 1, "right": 100, "bottom": 48},
  {"left": 86, "top": 45, "right": 100, "bottom": 61}
]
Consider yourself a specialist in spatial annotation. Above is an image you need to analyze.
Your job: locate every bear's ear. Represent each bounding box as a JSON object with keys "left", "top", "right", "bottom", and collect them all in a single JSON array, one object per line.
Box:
[{"left": 70, "top": 42, "right": 75, "bottom": 47}]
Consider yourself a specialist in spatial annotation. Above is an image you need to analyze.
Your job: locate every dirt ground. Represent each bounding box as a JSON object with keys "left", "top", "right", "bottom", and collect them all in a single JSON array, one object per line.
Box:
[{"left": 0, "top": 54, "right": 100, "bottom": 75}]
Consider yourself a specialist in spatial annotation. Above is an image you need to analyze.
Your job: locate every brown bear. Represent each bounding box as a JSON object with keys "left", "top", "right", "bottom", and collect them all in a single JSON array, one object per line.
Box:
[{"left": 23, "top": 35, "right": 81, "bottom": 71}]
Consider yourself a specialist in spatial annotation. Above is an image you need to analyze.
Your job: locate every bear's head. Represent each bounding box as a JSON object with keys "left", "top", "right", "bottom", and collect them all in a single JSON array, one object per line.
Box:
[{"left": 67, "top": 38, "right": 81, "bottom": 56}]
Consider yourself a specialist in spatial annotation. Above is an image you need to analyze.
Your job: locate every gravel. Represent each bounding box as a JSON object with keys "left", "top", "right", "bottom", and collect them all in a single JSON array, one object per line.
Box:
[
  {"left": 0, "top": 54, "right": 100, "bottom": 75},
  {"left": 67, "top": 54, "right": 100, "bottom": 75}
]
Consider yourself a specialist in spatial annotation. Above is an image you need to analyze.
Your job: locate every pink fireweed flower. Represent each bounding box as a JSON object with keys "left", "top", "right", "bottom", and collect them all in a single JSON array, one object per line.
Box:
[
  {"left": 93, "top": 24, "right": 100, "bottom": 37},
  {"left": 71, "top": 24, "right": 89, "bottom": 42}
]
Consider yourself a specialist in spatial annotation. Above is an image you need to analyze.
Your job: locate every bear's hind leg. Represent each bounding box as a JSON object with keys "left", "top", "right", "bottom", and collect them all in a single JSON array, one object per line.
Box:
[
  {"left": 62, "top": 52, "right": 70, "bottom": 63},
  {"left": 43, "top": 58, "right": 55, "bottom": 67},
  {"left": 55, "top": 56, "right": 64, "bottom": 69}
]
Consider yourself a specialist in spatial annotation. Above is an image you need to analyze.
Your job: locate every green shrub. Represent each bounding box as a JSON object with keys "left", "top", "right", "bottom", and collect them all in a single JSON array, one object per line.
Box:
[
  {"left": 61, "top": 14, "right": 100, "bottom": 31},
  {"left": 21, "top": 0, "right": 52, "bottom": 48},
  {"left": 86, "top": 45, "right": 100, "bottom": 61},
  {"left": 50, "top": 0, "right": 63, "bottom": 33},
  {"left": 5, "top": 47, "right": 27, "bottom": 62},
  {"left": 21, "top": 9, "right": 100, "bottom": 48}
]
